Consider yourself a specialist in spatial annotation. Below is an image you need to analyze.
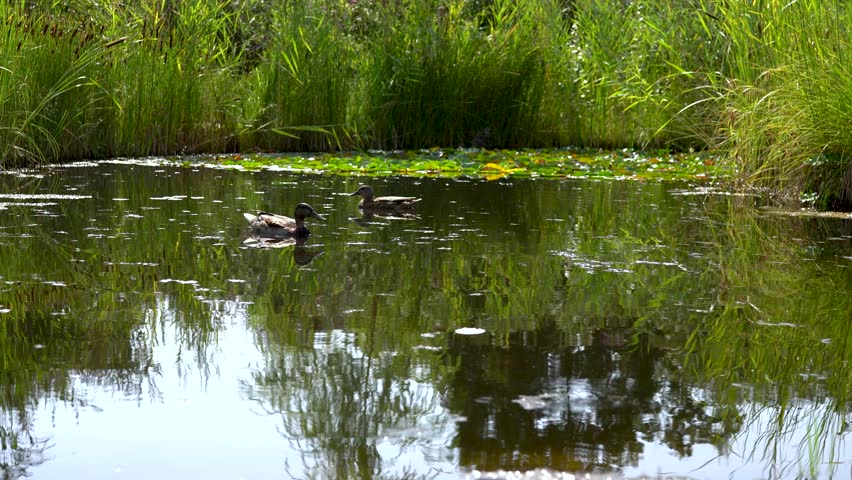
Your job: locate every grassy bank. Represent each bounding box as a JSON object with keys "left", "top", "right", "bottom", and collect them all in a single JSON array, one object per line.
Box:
[{"left": 2, "top": 0, "right": 852, "bottom": 206}]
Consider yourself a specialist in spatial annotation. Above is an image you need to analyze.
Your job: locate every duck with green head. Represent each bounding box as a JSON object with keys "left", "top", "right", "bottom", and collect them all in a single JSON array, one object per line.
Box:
[
  {"left": 243, "top": 203, "right": 325, "bottom": 238},
  {"left": 349, "top": 184, "right": 420, "bottom": 211}
]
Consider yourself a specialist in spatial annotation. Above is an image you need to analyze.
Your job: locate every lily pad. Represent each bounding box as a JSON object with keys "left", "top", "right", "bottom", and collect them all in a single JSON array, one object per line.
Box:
[{"left": 185, "top": 148, "right": 731, "bottom": 182}]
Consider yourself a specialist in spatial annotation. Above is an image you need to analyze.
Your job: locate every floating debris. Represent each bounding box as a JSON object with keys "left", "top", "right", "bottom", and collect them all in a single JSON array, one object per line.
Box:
[
  {"left": 512, "top": 393, "right": 561, "bottom": 411},
  {"left": 761, "top": 207, "right": 852, "bottom": 219},
  {"left": 150, "top": 195, "right": 187, "bottom": 201},
  {"left": 465, "top": 468, "right": 592, "bottom": 480},
  {"left": 455, "top": 327, "right": 486, "bottom": 335}
]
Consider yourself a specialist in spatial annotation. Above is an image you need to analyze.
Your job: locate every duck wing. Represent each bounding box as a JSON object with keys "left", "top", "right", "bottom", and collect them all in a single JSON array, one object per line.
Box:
[
  {"left": 376, "top": 196, "right": 421, "bottom": 205},
  {"left": 256, "top": 212, "right": 296, "bottom": 229}
]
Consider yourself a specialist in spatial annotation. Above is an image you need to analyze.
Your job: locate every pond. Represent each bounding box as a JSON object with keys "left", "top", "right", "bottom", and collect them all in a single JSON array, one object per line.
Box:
[{"left": 0, "top": 159, "right": 851, "bottom": 480}]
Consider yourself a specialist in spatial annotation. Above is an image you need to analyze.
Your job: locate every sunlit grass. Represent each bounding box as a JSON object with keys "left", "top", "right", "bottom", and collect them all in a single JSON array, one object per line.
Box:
[{"left": 3, "top": 0, "right": 852, "bottom": 205}]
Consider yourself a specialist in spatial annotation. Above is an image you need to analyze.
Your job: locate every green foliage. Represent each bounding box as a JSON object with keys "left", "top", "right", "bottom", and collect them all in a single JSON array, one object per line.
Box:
[
  {"left": 0, "top": 7, "right": 105, "bottom": 164},
  {"left": 357, "top": 0, "right": 550, "bottom": 149},
  {"left": 0, "top": 0, "right": 718, "bottom": 165},
  {"left": 5, "top": 0, "right": 852, "bottom": 205},
  {"left": 104, "top": 0, "right": 243, "bottom": 156},
  {"left": 243, "top": 0, "right": 354, "bottom": 151},
  {"left": 201, "top": 148, "right": 728, "bottom": 181},
  {"left": 685, "top": 0, "right": 852, "bottom": 201}
]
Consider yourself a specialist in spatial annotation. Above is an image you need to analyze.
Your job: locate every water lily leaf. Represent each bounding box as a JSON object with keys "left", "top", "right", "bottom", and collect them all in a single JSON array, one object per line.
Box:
[{"left": 199, "top": 148, "right": 730, "bottom": 181}]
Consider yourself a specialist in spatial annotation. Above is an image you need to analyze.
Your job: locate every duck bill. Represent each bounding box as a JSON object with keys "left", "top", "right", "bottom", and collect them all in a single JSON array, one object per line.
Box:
[
  {"left": 312, "top": 212, "right": 326, "bottom": 221},
  {"left": 349, "top": 190, "right": 360, "bottom": 197}
]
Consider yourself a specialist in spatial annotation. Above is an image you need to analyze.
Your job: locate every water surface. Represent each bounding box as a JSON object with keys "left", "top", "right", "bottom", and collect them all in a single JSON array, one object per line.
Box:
[{"left": 1, "top": 160, "right": 851, "bottom": 479}]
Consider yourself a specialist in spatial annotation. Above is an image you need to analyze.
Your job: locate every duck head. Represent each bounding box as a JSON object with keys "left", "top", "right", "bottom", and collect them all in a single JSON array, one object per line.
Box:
[
  {"left": 349, "top": 185, "right": 375, "bottom": 201},
  {"left": 294, "top": 203, "right": 326, "bottom": 221}
]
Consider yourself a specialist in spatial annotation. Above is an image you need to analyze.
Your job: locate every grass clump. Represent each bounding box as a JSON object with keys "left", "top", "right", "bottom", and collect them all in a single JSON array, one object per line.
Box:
[
  {"left": 0, "top": 10, "right": 107, "bottom": 163},
  {"left": 688, "top": 0, "right": 852, "bottom": 206},
  {"left": 358, "top": 0, "right": 549, "bottom": 149}
]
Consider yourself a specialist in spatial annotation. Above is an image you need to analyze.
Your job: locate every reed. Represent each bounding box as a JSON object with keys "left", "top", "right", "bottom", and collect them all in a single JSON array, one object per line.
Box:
[
  {"left": 100, "top": 0, "right": 244, "bottom": 157},
  {"left": 242, "top": 0, "right": 354, "bottom": 151},
  {"left": 684, "top": 0, "right": 852, "bottom": 200},
  {"left": 2, "top": 0, "right": 852, "bottom": 204},
  {"left": 0, "top": 8, "right": 105, "bottom": 165},
  {"left": 356, "top": 0, "right": 550, "bottom": 149}
]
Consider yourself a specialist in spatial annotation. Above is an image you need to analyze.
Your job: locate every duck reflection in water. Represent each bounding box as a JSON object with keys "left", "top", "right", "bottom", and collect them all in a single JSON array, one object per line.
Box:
[
  {"left": 242, "top": 236, "right": 324, "bottom": 266},
  {"left": 348, "top": 184, "right": 421, "bottom": 212},
  {"left": 350, "top": 209, "right": 420, "bottom": 227}
]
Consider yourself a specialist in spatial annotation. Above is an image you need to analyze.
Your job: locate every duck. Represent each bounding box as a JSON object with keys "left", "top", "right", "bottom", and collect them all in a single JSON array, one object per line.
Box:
[
  {"left": 349, "top": 184, "right": 421, "bottom": 211},
  {"left": 243, "top": 203, "right": 325, "bottom": 238}
]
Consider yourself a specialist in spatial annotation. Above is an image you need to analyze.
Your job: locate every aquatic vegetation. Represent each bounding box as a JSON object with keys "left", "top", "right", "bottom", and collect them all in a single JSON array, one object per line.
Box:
[{"left": 201, "top": 148, "right": 729, "bottom": 182}]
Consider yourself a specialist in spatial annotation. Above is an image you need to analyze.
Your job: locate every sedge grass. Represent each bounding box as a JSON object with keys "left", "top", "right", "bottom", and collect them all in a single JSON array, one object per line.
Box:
[
  {"left": 245, "top": 0, "right": 354, "bottom": 152},
  {"left": 0, "top": 10, "right": 107, "bottom": 165}
]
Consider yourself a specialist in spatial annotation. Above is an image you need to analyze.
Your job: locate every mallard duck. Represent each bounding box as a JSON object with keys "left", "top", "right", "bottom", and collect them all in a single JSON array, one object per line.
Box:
[
  {"left": 349, "top": 184, "right": 420, "bottom": 211},
  {"left": 243, "top": 203, "right": 325, "bottom": 238}
]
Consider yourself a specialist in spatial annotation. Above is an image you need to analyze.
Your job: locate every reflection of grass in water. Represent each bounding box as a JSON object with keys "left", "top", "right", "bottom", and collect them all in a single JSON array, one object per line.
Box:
[
  {"left": 2, "top": 162, "right": 850, "bottom": 475},
  {"left": 0, "top": 208, "right": 153, "bottom": 474},
  {"left": 244, "top": 328, "right": 451, "bottom": 479},
  {"left": 682, "top": 206, "right": 852, "bottom": 476},
  {"left": 0, "top": 168, "right": 253, "bottom": 398}
]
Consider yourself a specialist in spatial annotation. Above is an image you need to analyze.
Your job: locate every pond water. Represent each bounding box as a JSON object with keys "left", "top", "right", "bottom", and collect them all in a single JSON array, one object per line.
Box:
[{"left": 1, "top": 160, "right": 851, "bottom": 480}]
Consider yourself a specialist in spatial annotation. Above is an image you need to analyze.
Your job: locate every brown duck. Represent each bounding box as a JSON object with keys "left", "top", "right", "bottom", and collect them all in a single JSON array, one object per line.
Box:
[
  {"left": 348, "top": 185, "right": 420, "bottom": 211},
  {"left": 243, "top": 203, "right": 325, "bottom": 238}
]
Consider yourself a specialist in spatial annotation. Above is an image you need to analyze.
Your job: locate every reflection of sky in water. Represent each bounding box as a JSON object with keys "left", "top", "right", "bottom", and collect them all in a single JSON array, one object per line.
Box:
[
  {"left": 33, "top": 297, "right": 285, "bottom": 479},
  {"left": 626, "top": 404, "right": 852, "bottom": 480},
  {"left": 31, "top": 301, "right": 852, "bottom": 480},
  {"left": 31, "top": 296, "right": 461, "bottom": 480}
]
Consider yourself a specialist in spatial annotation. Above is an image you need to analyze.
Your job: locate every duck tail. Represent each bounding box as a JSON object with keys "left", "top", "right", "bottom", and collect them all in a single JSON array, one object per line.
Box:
[{"left": 243, "top": 212, "right": 257, "bottom": 223}]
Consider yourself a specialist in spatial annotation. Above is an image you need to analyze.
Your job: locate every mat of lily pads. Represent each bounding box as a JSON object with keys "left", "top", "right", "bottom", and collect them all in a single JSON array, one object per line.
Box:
[{"left": 190, "top": 148, "right": 729, "bottom": 181}]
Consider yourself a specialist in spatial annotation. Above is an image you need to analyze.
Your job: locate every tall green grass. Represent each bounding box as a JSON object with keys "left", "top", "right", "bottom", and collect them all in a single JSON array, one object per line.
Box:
[
  {"left": 4, "top": 0, "right": 852, "bottom": 205},
  {"left": 553, "top": 0, "right": 709, "bottom": 149},
  {"left": 0, "top": 9, "right": 104, "bottom": 164},
  {"left": 686, "top": 0, "right": 852, "bottom": 200},
  {"left": 244, "top": 0, "right": 354, "bottom": 151},
  {"left": 103, "top": 0, "right": 243, "bottom": 157},
  {"left": 357, "top": 0, "right": 549, "bottom": 149},
  {"left": 0, "top": 0, "right": 713, "bottom": 162}
]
